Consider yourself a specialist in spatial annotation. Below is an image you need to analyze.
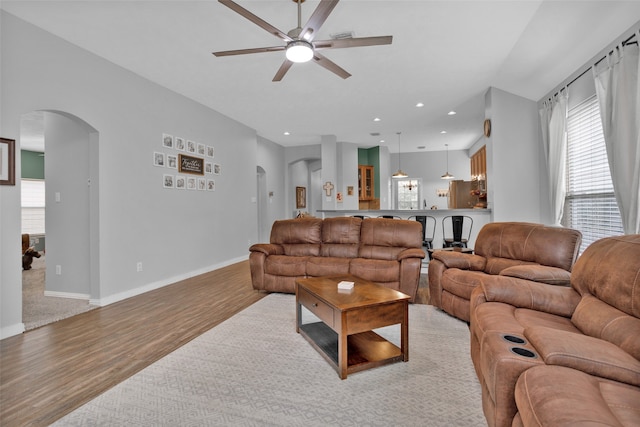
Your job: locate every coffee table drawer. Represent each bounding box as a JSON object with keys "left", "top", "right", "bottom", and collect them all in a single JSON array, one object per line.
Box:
[{"left": 298, "top": 287, "right": 334, "bottom": 328}]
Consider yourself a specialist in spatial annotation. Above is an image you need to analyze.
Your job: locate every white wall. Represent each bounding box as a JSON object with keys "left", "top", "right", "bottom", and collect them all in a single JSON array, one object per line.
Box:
[
  {"left": 1, "top": 12, "right": 266, "bottom": 337},
  {"left": 485, "top": 87, "right": 542, "bottom": 223},
  {"left": 256, "top": 136, "right": 285, "bottom": 242},
  {"left": 44, "top": 112, "right": 92, "bottom": 296}
]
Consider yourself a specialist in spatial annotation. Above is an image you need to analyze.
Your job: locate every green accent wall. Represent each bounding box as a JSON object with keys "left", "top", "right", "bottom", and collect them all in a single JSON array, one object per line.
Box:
[
  {"left": 357, "top": 147, "right": 380, "bottom": 199},
  {"left": 21, "top": 150, "right": 45, "bottom": 180}
]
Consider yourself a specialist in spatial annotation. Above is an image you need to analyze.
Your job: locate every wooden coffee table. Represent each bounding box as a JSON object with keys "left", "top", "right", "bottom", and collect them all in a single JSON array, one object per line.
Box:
[{"left": 295, "top": 275, "right": 410, "bottom": 379}]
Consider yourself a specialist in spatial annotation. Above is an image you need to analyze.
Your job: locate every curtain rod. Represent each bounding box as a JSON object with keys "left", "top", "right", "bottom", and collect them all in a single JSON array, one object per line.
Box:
[{"left": 546, "top": 28, "right": 638, "bottom": 102}]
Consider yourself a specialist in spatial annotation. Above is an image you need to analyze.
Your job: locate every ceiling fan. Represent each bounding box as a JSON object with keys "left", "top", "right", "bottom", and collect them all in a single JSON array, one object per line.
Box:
[{"left": 212, "top": 0, "right": 393, "bottom": 81}]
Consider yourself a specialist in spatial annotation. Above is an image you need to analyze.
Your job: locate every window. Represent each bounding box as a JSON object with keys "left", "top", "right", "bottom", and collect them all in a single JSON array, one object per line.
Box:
[
  {"left": 21, "top": 179, "right": 46, "bottom": 234},
  {"left": 564, "top": 95, "right": 623, "bottom": 253},
  {"left": 395, "top": 178, "right": 421, "bottom": 210}
]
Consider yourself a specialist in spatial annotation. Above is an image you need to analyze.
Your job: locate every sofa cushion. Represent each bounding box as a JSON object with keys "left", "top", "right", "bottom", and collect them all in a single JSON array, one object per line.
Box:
[
  {"left": 499, "top": 265, "right": 571, "bottom": 286},
  {"left": 514, "top": 365, "right": 640, "bottom": 427},
  {"left": 474, "top": 222, "right": 581, "bottom": 271},
  {"left": 306, "top": 257, "right": 351, "bottom": 277},
  {"left": 320, "top": 217, "right": 361, "bottom": 258},
  {"left": 570, "top": 234, "right": 640, "bottom": 318},
  {"left": 526, "top": 326, "right": 640, "bottom": 387},
  {"left": 350, "top": 258, "right": 400, "bottom": 283},
  {"left": 485, "top": 258, "right": 538, "bottom": 275},
  {"left": 572, "top": 294, "right": 640, "bottom": 360},
  {"left": 358, "top": 218, "right": 422, "bottom": 260},
  {"left": 270, "top": 218, "right": 322, "bottom": 256},
  {"left": 265, "top": 255, "right": 308, "bottom": 277}
]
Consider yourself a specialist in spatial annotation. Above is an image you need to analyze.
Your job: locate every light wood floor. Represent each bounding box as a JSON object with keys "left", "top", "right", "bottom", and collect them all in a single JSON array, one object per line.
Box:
[
  {"left": 0, "top": 260, "right": 265, "bottom": 427},
  {"left": 1, "top": 262, "right": 429, "bottom": 426}
]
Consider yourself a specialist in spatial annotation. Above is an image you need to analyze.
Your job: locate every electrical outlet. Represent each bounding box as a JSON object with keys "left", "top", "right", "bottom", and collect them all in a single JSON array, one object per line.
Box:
[
  {"left": 55, "top": 265, "right": 62, "bottom": 275},
  {"left": 136, "top": 262, "right": 143, "bottom": 272}
]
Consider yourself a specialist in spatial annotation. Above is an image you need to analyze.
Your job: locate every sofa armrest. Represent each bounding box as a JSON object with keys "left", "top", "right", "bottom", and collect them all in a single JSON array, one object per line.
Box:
[
  {"left": 249, "top": 243, "right": 283, "bottom": 256},
  {"left": 500, "top": 265, "right": 571, "bottom": 286},
  {"left": 398, "top": 247, "right": 426, "bottom": 261},
  {"left": 431, "top": 251, "right": 486, "bottom": 270},
  {"left": 476, "top": 275, "right": 581, "bottom": 318},
  {"left": 526, "top": 326, "right": 640, "bottom": 387}
]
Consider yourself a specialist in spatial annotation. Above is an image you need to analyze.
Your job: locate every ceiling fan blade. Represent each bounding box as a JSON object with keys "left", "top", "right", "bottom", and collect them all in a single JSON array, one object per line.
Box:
[
  {"left": 313, "top": 35, "right": 393, "bottom": 50},
  {"left": 213, "top": 46, "right": 286, "bottom": 57},
  {"left": 218, "top": 0, "right": 292, "bottom": 42},
  {"left": 300, "top": 0, "right": 340, "bottom": 41},
  {"left": 273, "top": 60, "right": 294, "bottom": 82},
  {"left": 313, "top": 52, "right": 351, "bottom": 79}
]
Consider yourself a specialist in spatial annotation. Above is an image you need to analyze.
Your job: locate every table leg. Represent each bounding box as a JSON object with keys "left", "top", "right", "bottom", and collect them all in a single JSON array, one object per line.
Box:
[{"left": 401, "top": 301, "right": 409, "bottom": 361}]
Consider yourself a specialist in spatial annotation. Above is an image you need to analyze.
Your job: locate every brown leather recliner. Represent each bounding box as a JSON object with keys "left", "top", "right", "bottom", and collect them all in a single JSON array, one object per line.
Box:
[
  {"left": 469, "top": 234, "right": 640, "bottom": 427},
  {"left": 249, "top": 217, "right": 425, "bottom": 301},
  {"left": 428, "top": 222, "right": 582, "bottom": 322}
]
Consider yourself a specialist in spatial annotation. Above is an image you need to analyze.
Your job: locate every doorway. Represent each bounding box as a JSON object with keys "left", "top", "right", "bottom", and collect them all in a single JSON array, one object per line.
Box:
[{"left": 20, "top": 110, "right": 100, "bottom": 330}]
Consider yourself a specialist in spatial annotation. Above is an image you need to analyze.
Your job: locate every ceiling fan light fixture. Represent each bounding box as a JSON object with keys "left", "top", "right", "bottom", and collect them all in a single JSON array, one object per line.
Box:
[{"left": 286, "top": 40, "right": 313, "bottom": 63}]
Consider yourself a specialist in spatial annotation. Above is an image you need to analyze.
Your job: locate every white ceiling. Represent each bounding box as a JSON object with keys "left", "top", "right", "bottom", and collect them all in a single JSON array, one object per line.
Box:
[{"left": 4, "top": 1, "right": 640, "bottom": 153}]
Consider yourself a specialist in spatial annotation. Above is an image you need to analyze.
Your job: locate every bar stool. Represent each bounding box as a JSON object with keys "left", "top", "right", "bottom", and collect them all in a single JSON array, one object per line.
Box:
[
  {"left": 408, "top": 215, "right": 436, "bottom": 249},
  {"left": 442, "top": 215, "right": 473, "bottom": 248}
]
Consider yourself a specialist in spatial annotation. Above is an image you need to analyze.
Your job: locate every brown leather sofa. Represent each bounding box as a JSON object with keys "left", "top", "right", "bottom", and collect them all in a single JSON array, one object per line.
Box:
[
  {"left": 428, "top": 222, "right": 582, "bottom": 322},
  {"left": 469, "top": 234, "right": 640, "bottom": 427},
  {"left": 249, "top": 217, "right": 425, "bottom": 301}
]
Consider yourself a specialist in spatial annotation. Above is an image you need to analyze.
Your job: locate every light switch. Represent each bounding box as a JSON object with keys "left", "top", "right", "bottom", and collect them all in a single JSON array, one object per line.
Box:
[{"left": 55, "top": 192, "right": 61, "bottom": 202}]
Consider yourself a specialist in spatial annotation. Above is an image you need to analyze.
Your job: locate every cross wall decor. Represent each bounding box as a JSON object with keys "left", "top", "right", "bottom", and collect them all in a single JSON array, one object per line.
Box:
[{"left": 323, "top": 181, "right": 334, "bottom": 196}]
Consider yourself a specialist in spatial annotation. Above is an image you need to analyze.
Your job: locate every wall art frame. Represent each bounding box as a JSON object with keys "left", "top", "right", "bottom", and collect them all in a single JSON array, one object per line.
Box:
[
  {"left": 0, "top": 138, "right": 16, "bottom": 186},
  {"left": 296, "top": 186, "right": 306, "bottom": 209},
  {"left": 178, "top": 153, "right": 205, "bottom": 175}
]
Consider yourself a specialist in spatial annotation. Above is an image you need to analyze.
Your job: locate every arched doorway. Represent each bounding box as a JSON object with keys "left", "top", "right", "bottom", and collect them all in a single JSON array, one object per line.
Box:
[{"left": 20, "top": 110, "right": 100, "bottom": 328}]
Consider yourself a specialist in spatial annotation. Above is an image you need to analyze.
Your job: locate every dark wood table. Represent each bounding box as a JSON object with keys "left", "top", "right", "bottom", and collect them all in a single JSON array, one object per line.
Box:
[{"left": 295, "top": 275, "right": 410, "bottom": 379}]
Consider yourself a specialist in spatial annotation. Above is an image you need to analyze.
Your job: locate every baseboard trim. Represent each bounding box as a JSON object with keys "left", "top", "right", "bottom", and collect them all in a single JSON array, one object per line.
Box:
[
  {"left": 91, "top": 255, "right": 248, "bottom": 307},
  {"left": 44, "top": 291, "right": 90, "bottom": 300},
  {"left": 1, "top": 323, "right": 26, "bottom": 340}
]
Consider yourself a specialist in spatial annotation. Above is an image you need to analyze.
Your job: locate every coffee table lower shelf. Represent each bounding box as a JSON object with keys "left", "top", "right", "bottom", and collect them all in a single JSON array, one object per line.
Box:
[{"left": 299, "top": 321, "right": 403, "bottom": 376}]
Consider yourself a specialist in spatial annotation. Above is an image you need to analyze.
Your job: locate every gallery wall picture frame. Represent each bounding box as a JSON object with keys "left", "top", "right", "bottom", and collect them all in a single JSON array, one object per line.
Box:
[
  {"left": 0, "top": 138, "right": 16, "bottom": 186},
  {"left": 187, "top": 176, "right": 197, "bottom": 190},
  {"left": 207, "top": 146, "right": 215, "bottom": 158},
  {"left": 175, "top": 137, "right": 185, "bottom": 151},
  {"left": 175, "top": 176, "right": 186, "bottom": 189},
  {"left": 178, "top": 153, "right": 205, "bottom": 175},
  {"left": 214, "top": 164, "right": 221, "bottom": 175},
  {"left": 163, "top": 174, "right": 175, "bottom": 188},
  {"left": 207, "top": 179, "right": 216, "bottom": 191},
  {"left": 167, "top": 154, "right": 178, "bottom": 169},
  {"left": 296, "top": 186, "right": 306, "bottom": 209},
  {"left": 153, "top": 152, "right": 165, "bottom": 167},
  {"left": 205, "top": 162, "right": 213, "bottom": 174},
  {"left": 186, "top": 140, "right": 196, "bottom": 153},
  {"left": 162, "top": 133, "right": 174, "bottom": 148}
]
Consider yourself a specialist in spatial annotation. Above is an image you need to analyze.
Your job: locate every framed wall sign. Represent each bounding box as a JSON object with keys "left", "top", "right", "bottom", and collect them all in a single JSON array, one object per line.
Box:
[
  {"left": 0, "top": 138, "right": 16, "bottom": 186},
  {"left": 178, "top": 154, "right": 205, "bottom": 175},
  {"left": 296, "top": 186, "right": 306, "bottom": 209}
]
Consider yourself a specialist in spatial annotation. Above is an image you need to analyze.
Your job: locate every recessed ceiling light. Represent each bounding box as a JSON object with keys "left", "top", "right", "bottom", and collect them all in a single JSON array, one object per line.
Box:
[
  {"left": 416, "top": 102, "right": 424, "bottom": 108},
  {"left": 284, "top": 131, "right": 290, "bottom": 136},
  {"left": 448, "top": 111, "right": 457, "bottom": 115},
  {"left": 380, "top": 139, "right": 385, "bottom": 143},
  {"left": 373, "top": 117, "right": 381, "bottom": 122},
  {"left": 440, "top": 130, "right": 447, "bottom": 134}
]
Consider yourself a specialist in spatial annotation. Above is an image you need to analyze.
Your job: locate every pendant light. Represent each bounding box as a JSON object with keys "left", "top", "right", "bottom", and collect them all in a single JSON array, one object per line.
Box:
[
  {"left": 441, "top": 144, "right": 455, "bottom": 179},
  {"left": 392, "top": 132, "right": 408, "bottom": 178}
]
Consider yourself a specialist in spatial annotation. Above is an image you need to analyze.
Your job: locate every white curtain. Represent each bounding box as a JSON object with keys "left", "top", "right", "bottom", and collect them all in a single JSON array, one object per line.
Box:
[
  {"left": 539, "top": 90, "right": 568, "bottom": 226},
  {"left": 593, "top": 34, "right": 640, "bottom": 235}
]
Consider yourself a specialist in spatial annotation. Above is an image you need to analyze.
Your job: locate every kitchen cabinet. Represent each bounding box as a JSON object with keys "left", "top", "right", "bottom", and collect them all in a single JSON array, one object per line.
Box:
[{"left": 358, "top": 165, "right": 374, "bottom": 201}]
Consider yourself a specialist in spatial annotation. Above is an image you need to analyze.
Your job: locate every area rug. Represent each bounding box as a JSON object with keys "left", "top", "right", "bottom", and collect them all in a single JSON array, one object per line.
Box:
[
  {"left": 22, "top": 255, "right": 98, "bottom": 330},
  {"left": 54, "top": 294, "right": 485, "bottom": 426}
]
